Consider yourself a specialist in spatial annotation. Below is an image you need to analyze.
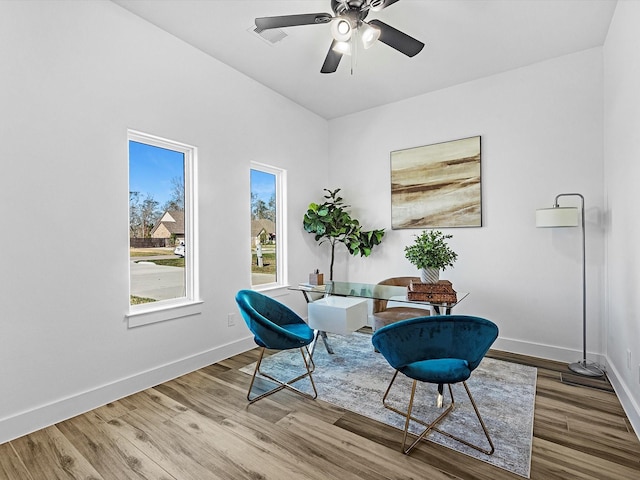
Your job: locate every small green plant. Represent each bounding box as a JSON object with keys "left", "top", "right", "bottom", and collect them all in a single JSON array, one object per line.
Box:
[
  {"left": 130, "top": 295, "right": 156, "bottom": 305},
  {"left": 303, "top": 188, "right": 385, "bottom": 280},
  {"left": 404, "top": 230, "right": 458, "bottom": 270}
]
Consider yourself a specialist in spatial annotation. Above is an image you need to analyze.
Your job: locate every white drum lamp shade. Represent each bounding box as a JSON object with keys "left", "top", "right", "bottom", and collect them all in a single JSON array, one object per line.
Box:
[{"left": 535, "top": 207, "right": 579, "bottom": 227}]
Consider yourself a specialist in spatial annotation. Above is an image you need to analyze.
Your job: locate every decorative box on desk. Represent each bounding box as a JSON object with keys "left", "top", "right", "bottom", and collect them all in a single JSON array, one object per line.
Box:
[
  {"left": 407, "top": 280, "right": 457, "bottom": 303},
  {"left": 308, "top": 296, "right": 367, "bottom": 335},
  {"left": 308, "top": 272, "right": 324, "bottom": 286}
]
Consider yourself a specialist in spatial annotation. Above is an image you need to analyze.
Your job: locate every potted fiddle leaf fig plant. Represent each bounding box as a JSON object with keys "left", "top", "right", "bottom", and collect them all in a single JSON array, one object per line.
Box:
[
  {"left": 404, "top": 229, "right": 458, "bottom": 283},
  {"left": 303, "top": 188, "right": 385, "bottom": 280}
]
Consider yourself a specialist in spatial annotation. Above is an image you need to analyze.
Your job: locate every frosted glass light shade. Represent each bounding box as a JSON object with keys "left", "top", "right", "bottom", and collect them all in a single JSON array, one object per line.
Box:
[
  {"left": 332, "top": 41, "right": 351, "bottom": 55},
  {"left": 361, "top": 23, "right": 380, "bottom": 49},
  {"left": 331, "top": 18, "right": 352, "bottom": 42},
  {"left": 535, "top": 207, "right": 579, "bottom": 227}
]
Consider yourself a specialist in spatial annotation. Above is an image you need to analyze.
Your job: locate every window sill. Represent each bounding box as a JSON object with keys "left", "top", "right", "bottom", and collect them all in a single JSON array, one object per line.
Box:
[
  {"left": 126, "top": 300, "right": 203, "bottom": 328},
  {"left": 253, "top": 284, "right": 292, "bottom": 297}
]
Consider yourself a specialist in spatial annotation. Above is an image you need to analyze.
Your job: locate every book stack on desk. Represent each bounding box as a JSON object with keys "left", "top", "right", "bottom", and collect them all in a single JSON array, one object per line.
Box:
[{"left": 407, "top": 280, "right": 457, "bottom": 303}]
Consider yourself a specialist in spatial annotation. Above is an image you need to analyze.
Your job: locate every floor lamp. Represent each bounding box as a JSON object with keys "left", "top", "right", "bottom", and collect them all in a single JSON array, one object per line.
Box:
[{"left": 535, "top": 193, "right": 604, "bottom": 377}]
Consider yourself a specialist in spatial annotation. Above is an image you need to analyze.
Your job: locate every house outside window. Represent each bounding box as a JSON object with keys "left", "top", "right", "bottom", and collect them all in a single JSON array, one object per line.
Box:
[
  {"left": 128, "top": 130, "right": 198, "bottom": 324},
  {"left": 251, "top": 163, "right": 286, "bottom": 288}
]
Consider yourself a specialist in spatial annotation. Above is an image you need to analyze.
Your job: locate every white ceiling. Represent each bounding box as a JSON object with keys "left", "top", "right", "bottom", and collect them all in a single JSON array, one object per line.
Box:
[{"left": 112, "top": 0, "right": 617, "bottom": 120}]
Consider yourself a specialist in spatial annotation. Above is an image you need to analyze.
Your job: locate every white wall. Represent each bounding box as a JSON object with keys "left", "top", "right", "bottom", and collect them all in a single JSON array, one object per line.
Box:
[
  {"left": 328, "top": 48, "right": 605, "bottom": 363},
  {"left": 2, "top": 0, "right": 638, "bottom": 446},
  {"left": 603, "top": 0, "right": 640, "bottom": 434},
  {"left": 0, "top": 0, "right": 328, "bottom": 443}
]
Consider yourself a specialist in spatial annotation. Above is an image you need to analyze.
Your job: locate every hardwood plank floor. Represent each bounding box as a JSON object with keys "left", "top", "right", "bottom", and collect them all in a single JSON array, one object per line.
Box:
[{"left": 1, "top": 346, "right": 639, "bottom": 480}]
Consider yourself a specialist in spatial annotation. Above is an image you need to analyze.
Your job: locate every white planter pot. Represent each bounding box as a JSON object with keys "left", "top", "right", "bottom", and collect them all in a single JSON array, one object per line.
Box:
[{"left": 420, "top": 268, "right": 440, "bottom": 284}]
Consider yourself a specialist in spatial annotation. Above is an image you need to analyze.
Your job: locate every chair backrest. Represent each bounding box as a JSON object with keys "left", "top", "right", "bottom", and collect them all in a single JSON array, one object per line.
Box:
[
  {"left": 372, "top": 276, "right": 420, "bottom": 313},
  {"left": 235, "top": 289, "right": 310, "bottom": 349},
  {"left": 372, "top": 315, "right": 499, "bottom": 373}
]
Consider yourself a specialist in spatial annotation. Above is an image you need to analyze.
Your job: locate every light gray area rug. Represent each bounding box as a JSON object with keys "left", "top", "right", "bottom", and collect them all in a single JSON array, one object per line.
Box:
[{"left": 241, "top": 331, "right": 536, "bottom": 478}]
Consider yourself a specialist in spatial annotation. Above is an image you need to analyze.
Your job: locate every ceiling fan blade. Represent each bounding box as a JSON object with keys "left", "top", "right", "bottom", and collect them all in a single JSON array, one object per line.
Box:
[
  {"left": 368, "top": 19, "right": 424, "bottom": 57},
  {"left": 321, "top": 40, "right": 343, "bottom": 74},
  {"left": 255, "top": 13, "right": 332, "bottom": 31}
]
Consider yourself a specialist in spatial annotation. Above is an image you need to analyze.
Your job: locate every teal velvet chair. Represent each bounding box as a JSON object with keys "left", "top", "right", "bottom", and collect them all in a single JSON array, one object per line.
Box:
[
  {"left": 372, "top": 315, "right": 499, "bottom": 455},
  {"left": 235, "top": 289, "right": 317, "bottom": 404}
]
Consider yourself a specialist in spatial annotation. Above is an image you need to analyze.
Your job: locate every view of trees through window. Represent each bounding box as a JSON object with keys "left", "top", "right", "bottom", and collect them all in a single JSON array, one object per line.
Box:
[
  {"left": 129, "top": 138, "right": 186, "bottom": 305},
  {"left": 251, "top": 168, "right": 277, "bottom": 286}
]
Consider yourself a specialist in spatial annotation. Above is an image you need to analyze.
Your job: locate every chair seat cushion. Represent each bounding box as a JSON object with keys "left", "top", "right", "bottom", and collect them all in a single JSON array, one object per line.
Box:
[
  {"left": 254, "top": 322, "right": 314, "bottom": 349},
  {"left": 283, "top": 322, "right": 315, "bottom": 342},
  {"left": 400, "top": 358, "right": 471, "bottom": 384}
]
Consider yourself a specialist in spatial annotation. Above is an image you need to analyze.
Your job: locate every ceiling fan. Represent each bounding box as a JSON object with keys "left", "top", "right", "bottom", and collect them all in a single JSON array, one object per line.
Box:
[{"left": 255, "top": 0, "right": 425, "bottom": 74}]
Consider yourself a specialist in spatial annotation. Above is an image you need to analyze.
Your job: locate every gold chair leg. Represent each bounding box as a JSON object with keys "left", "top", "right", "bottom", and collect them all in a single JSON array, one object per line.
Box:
[
  {"left": 401, "top": 383, "right": 455, "bottom": 454},
  {"left": 401, "top": 379, "right": 418, "bottom": 451},
  {"left": 381, "top": 372, "right": 454, "bottom": 454},
  {"left": 381, "top": 372, "right": 494, "bottom": 455},
  {"left": 427, "top": 382, "right": 494, "bottom": 455},
  {"left": 247, "top": 346, "right": 318, "bottom": 404}
]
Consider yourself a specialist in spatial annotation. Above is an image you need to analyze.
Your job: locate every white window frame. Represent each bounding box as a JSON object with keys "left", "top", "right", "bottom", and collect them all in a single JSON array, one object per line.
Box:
[
  {"left": 251, "top": 161, "right": 287, "bottom": 290},
  {"left": 126, "top": 130, "right": 200, "bottom": 327}
]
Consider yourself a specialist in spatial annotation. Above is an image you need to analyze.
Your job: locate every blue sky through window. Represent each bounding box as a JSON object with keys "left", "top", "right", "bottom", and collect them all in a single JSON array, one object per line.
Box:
[
  {"left": 129, "top": 141, "right": 184, "bottom": 206},
  {"left": 251, "top": 169, "right": 275, "bottom": 203}
]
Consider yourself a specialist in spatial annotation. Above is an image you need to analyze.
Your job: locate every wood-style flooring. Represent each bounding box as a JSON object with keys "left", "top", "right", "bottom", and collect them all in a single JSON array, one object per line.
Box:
[{"left": 1, "top": 344, "right": 639, "bottom": 480}]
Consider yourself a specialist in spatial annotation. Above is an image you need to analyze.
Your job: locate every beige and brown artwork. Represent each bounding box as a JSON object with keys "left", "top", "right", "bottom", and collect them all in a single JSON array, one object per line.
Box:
[{"left": 391, "top": 136, "right": 481, "bottom": 229}]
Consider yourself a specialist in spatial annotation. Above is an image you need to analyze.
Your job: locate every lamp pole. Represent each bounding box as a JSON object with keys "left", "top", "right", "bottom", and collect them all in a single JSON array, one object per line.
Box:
[{"left": 553, "top": 193, "right": 603, "bottom": 377}]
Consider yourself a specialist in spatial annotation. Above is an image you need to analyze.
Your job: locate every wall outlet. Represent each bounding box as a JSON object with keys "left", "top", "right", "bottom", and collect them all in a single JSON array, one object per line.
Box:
[
  {"left": 627, "top": 349, "right": 632, "bottom": 370},
  {"left": 227, "top": 313, "right": 237, "bottom": 327}
]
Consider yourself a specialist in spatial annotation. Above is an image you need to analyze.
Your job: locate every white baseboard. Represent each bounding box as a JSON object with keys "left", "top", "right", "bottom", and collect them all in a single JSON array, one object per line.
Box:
[
  {"left": 0, "top": 336, "right": 256, "bottom": 445},
  {"left": 493, "top": 336, "right": 605, "bottom": 365},
  {"left": 603, "top": 357, "right": 640, "bottom": 442},
  {"left": 494, "top": 336, "right": 640, "bottom": 442},
  {"left": 4, "top": 334, "right": 638, "bottom": 446}
]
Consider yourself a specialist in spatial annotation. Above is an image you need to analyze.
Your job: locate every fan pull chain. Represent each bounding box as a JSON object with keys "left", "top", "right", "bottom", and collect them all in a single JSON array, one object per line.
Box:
[{"left": 351, "top": 27, "right": 358, "bottom": 75}]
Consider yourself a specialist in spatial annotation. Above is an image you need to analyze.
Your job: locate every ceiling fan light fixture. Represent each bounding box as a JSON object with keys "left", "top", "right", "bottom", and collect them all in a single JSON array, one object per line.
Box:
[
  {"left": 332, "top": 40, "right": 352, "bottom": 55},
  {"left": 331, "top": 18, "right": 352, "bottom": 42},
  {"left": 255, "top": 1, "right": 424, "bottom": 74},
  {"left": 360, "top": 22, "right": 380, "bottom": 49}
]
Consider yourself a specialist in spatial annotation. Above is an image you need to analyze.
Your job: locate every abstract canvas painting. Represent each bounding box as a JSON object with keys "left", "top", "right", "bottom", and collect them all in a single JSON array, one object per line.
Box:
[{"left": 391, "top": 136, "right": 481, "bottom": 228}]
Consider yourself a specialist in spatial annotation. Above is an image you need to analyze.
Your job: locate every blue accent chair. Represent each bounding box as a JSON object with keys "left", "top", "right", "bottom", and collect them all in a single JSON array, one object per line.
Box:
[
  {"left": 372, "top": 315, "right": 499, "bottom": 455},
  {"left": 235, "top": 289, "right": 317, "bottom": 404}
]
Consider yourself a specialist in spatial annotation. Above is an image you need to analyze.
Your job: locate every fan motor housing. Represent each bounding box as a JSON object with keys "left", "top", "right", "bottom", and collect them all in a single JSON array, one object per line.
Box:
[{"left": 332, "top": 0, "right": 369, "bottom": 20}]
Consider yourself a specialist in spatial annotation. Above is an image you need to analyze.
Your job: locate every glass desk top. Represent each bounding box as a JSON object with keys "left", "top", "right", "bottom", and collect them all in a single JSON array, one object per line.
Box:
[{"left": 290, "top": 280, "right": 468, "bottom": 309}]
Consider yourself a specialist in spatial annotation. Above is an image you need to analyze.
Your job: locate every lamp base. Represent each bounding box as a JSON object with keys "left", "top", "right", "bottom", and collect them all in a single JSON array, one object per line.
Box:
[{"left": 569, "top": 359, "right": 604, "bottom": 377}]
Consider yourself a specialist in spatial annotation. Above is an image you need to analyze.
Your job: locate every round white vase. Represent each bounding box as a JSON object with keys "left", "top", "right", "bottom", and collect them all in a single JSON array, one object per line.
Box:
[{"left": 420, "top": 267, "right": 440, "bottom": 284}]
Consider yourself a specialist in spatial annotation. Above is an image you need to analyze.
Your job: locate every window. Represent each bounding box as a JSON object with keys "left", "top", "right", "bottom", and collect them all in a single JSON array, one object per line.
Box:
[
  {"left": 128, "top": 130, "right": 198, "bottom": 324},
  {"left": 250, "top": 162, "right": 286, "bottom": 288}
]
